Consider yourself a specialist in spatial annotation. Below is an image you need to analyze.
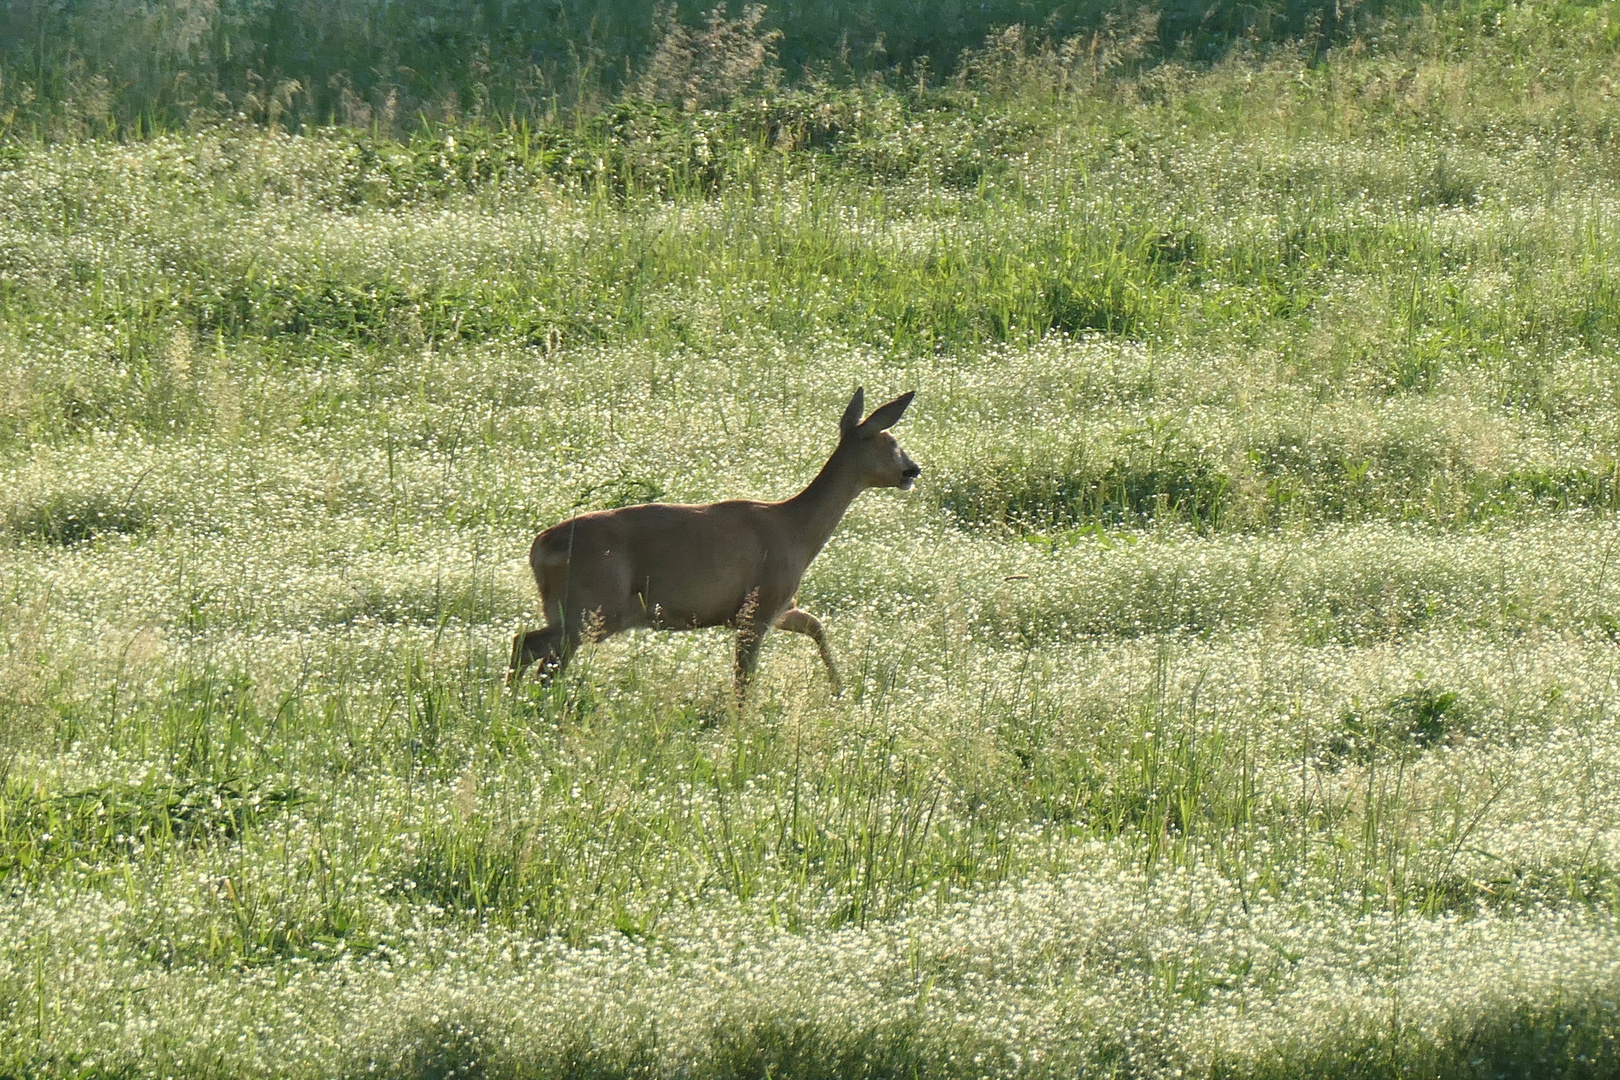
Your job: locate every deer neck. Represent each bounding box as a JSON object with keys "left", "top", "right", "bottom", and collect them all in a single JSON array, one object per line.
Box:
[{"left": 781, "top": 447, "right": 867, "bottom": 564}]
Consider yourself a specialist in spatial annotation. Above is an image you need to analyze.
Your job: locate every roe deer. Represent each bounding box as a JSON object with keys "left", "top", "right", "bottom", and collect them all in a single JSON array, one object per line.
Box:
[{"left": 507, "top": 388, "right": 919, "bottom": 703}]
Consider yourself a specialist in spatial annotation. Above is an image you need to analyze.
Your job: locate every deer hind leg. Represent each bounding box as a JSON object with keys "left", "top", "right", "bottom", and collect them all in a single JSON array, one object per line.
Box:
[
  {"left": 506, "top": 626, "right": 577, "bottom": 688},
  {"left": 775, "top": 607, "right": 843, "bottom": 696}
]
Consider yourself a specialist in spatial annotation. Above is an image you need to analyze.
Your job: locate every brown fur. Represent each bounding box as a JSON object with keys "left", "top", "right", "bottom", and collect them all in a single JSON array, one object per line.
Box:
[{"left": 508, "top": 388, "right": 919, "bottom": 704}]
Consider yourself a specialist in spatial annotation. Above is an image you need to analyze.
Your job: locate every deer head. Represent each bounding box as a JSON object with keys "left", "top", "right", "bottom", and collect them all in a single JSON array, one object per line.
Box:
[{"left": 836, "top": 388, "right": 921, "bottom": 491}]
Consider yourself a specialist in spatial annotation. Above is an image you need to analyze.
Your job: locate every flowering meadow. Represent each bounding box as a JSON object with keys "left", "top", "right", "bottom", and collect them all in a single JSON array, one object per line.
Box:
[{"left": 8, "top": 5, "right": 1620, "bottom": 1076}]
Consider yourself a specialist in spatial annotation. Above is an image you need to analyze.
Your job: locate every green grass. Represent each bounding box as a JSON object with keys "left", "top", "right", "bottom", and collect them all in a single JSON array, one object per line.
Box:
[
  {"left": 0, "top": 0, "right": 1393, "bottom": 138},
  {"left": 9, "top": 3, "right": 1620, "bottom": 1077}
]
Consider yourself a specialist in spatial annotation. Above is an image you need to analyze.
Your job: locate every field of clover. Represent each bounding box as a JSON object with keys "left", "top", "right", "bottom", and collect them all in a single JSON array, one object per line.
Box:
[{"left": 9, "top": 5, "right": 1620, "bottom": 1075}]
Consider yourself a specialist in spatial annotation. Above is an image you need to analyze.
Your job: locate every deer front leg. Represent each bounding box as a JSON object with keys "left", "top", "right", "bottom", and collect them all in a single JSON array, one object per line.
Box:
[
  {"left": 733, "top": 625, "right": 767, "bottom": 707},
  {"left": 732, "top": 588, "right": 767, "bottom": 707},
  {"left": 775, "top": 607, "right": 843, "bottom": 695}
]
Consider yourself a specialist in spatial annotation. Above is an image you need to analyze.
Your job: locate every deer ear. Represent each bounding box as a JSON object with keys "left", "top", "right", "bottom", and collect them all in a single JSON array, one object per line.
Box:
[
  {"left": 859, "top": 391, "right": 915, "bottom": 433},
  {"left": 840, "top": 387, "right": 865, "bottom": 436}
]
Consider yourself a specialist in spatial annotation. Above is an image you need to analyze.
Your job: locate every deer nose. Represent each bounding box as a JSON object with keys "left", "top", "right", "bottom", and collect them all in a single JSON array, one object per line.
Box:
[{"left": 902, "top": 464, "right": 921, "bottom": 480}]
